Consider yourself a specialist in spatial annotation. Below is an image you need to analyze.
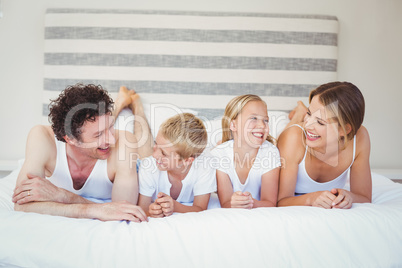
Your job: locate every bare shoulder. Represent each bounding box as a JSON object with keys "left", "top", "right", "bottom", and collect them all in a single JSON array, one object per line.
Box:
[
  {"left": 27, "top": 125, "right": 56, "bottom": 147},
  {"left": 277, "top": 124, "right": 305, "bottom": 150},
  {"left": 355, "top": 125, "right": 371, "bottom": 154},
  {"left": 277, "top": 124, "right": 306, "bottom": 162}
]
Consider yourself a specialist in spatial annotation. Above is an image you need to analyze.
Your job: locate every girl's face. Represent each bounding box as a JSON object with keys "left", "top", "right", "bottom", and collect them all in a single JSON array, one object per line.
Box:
[
  {"left": 303, "top": 96, "right": 341, "bottom": 152},
  {"left": 231, "top": 101, "right": 269, "bottom": 148}
]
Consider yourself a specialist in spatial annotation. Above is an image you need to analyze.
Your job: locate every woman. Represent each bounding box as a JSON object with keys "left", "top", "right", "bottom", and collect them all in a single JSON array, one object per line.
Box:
[{"left": 277, "top": 82, "right": 372, "bottom": 209}]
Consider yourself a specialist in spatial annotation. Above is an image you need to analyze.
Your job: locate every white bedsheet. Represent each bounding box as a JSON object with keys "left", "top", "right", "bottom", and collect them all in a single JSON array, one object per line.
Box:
[{"left": 1, "top": 169, "right": 401, "bottom": 268}]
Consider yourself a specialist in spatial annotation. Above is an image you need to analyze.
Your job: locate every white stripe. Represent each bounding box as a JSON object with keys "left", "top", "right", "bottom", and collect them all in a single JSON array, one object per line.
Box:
[
  {"left": 42, "top": 91, "right": 308, "bottom": 111},
  {"left": 44, "top": 66, "right": 336, "bottom": 85},
  {"left": 45, "top": 14, "right": 338, "bottom": 33},
  {"left": 45, "top": 40, "right": 337, "bottom": 59}
]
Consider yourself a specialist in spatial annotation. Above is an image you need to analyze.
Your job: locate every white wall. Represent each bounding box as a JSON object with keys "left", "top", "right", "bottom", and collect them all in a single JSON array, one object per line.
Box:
[{"left": 0, "top": 0, "right": 401, "bottom": 169}]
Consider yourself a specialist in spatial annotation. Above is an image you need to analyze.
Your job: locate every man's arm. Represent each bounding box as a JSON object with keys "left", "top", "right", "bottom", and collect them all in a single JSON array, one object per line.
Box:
[{"left": 14, "top": 125, "right": 93, "bottom": 208}]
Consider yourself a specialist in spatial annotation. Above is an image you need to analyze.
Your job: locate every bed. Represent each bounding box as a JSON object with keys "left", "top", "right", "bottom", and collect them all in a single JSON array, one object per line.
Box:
[{"left": 1, "top": 9, "right": 401, "bottom": 267}]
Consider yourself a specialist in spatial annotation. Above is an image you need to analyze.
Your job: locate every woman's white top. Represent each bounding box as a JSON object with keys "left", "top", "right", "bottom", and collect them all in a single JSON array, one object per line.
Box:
[
  {"left": 292, "top": 124, "right": 356, "bottom": 195},
  {"left": 210, "top": 140, "right": 281, "bottom": 200}
]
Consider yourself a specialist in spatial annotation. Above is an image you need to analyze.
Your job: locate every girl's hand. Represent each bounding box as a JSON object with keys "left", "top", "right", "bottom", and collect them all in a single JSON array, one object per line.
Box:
[
  {"left": 149, "top": 202, "right": 164, "bottom": 218},
  {"left": 230, "top": 191, "right": 254, "bottom": 209},
  {"left": 310, "top": 190, "right": 337, "bottom": 209},
  {"left": 155, "top": 192, "right": 174, "bottom": 217},
  {"left": 331, "top": 188, "right": 353, "bottom": 209}
]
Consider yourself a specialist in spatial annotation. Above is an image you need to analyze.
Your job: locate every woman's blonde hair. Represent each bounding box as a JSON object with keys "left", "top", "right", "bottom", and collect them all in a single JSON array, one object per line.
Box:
[
  {"left": 159, "top": 113, "right": 207, "bottom": 159},
  {"left": 221, "top": 94, "right": 274, "bottom": 144},
  {"left": 309, "top": 81, "right": 365, "bottom": 147}
]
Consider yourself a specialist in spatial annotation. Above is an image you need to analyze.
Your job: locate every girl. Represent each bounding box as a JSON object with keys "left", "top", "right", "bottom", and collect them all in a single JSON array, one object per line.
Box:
[
  {"left": 277, "top": 82, "right": 372, "bottom": 209},
  {"left": 211, "top": 95, "right": 281, "bottom": 209}
]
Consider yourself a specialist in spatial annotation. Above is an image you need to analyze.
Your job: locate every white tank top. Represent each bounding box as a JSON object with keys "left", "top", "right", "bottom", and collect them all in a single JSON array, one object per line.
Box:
[
  {"left": 46, "top": 138, "right": 113, "bottom": 202},
  {"left": 291, "top": 125, "right": 356, "bottom": 195}
]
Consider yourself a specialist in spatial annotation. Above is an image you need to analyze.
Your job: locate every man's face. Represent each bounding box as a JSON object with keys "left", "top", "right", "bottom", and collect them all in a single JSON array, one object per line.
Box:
[{"left": 72, "top": 114, "right": 116, "bottom": 160}]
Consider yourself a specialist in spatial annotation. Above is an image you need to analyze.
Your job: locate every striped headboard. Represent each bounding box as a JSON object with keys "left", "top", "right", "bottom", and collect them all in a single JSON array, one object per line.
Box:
[{"left": 43, "top": 9, "right": 338, "bottom": 122}]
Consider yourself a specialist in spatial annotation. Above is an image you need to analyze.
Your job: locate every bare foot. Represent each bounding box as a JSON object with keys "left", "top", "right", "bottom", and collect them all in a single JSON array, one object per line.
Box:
[
  {"left": 116, "top": 86, "right": 133, "bottom": 108},
  {"left": 289, "top": 101, "right": 308, "bottom": 121}
]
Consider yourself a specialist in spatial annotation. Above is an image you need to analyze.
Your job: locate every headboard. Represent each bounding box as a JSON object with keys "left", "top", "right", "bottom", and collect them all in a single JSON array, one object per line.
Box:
[{"left": 43, "top": 9, "right": 338, "bottom": 122}]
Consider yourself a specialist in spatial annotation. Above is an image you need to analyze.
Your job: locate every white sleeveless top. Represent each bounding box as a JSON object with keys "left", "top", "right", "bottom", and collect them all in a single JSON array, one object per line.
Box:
[
  {"left": 291, "top": 125, "right": 356, "bottom": 195},
  {"left": 210, "top": 140, "right": 281, "bottom": 201},
  {"left": 46, "top": 138, "right": 113, "bottom": 202}
]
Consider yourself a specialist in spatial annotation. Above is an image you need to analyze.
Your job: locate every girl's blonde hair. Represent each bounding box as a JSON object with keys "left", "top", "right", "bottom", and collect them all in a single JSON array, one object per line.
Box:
[
  {"left": 159, "top": 113, "right": 207, "bottom": 159},
  {"left": 221, "top": 94, "right": 274, "bottom": 144},
  {"left": 309, "top": 81, "right": 365, "bottom": 148}
]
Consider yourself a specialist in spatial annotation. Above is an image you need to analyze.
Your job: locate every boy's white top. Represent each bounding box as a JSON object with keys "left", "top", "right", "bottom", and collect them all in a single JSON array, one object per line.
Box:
[
  {"left": 139, "top": 154, "right": 217, "bottom": 204},
  {"left": 210, "top": 140, "right": 281, "bottom": 200}
]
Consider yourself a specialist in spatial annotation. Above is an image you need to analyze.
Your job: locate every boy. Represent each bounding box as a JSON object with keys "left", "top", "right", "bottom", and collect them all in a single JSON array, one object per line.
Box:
[{"left": 138, "top": 113, "right": 216, "bottom": 217}]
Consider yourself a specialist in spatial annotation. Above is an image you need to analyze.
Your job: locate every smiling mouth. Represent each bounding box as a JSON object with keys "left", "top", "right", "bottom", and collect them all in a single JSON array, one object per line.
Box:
[
  {"left": 98, "top": 146, "right": 110, "bottom": 152},
  {"left": 252, "top": 132, "right": 264, "bottom": 139},
  {"left": 306, "top": 131, "right": 320, "bottom": 141}
]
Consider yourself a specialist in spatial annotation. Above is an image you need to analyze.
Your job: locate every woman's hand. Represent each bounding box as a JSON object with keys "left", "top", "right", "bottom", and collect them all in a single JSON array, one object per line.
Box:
[
  {"left": 230, "top": 191, "right": 254, "bottom": 209},
  {"left": 331, "top": 188, "right": 353, "bottom": 209},
  {"left": 310, "top": 190, "right": 337, "bottom": 209}
]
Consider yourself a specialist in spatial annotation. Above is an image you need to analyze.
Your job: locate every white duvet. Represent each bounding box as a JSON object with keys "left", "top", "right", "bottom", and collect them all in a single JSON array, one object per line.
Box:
[{"left": 1, "top": 169, "right": 402, "bottom": 268}]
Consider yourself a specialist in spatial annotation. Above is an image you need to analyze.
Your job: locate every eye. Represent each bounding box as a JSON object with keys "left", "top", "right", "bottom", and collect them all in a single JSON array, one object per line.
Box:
[
  {"left": 306, "top": 111, "right": 311, "bottom": 116},
  {"left": 251, "top": 117, "right": 257, "bottom": 120},
  {"left": 317, "top": 120, "right": 325, "bottom": 126},
  {"left": 264, "top": 119, "right": 269, "bottom": 124}
]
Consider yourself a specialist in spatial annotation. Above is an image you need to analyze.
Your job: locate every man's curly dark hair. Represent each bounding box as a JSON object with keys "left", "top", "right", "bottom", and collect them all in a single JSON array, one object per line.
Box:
[{"left": 49, "top": 83, "right": 114, "bottom": 142}]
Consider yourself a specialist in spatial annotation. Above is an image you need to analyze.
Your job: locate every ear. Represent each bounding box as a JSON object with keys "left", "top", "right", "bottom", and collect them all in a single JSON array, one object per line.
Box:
[
  {"left": 182, "top": 157, "right": 195, "bottom": 166},
  {"left": 338, "top": 124, "right": 352, "bottom": 138},
  {"left": 229, "top": 120, "right": 237, "bottom": 132},
  {"left": 345, "top": 124, "right": 352, "bottom": 135},
  {"left": 64, "top": 135, "right": 77, "bottom": 146}
]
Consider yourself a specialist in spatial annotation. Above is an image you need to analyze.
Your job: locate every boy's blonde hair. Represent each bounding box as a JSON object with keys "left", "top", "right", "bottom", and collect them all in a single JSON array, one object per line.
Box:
[
  {"left": 222, "top": 94, "right": 275, "bottom": 144},
  {"left": 159, "top": 113, "right": 207, "bottom": 159}
]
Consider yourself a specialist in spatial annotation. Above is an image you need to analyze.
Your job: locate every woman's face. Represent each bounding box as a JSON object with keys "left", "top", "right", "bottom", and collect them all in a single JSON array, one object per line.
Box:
[
  {"left": 303, "top": 96, "right": 341, "bottom": 152},
  {"left": 231, "top": 100, "right": 270, "bottom": 148}
]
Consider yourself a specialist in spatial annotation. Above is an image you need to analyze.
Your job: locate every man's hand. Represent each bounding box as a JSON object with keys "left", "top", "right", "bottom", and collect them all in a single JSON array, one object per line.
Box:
[
  {"left": 155, "top": 192, "right": 175, "bottom": 217},
  {"left": 13, "top": 174, "right": 64, "bottom": 205},
  {"left": 230, "top": 191, "right": 254, "bottom": 209},
  {"left": 90, "top": 201, "right": 148, "bottom": 222}
]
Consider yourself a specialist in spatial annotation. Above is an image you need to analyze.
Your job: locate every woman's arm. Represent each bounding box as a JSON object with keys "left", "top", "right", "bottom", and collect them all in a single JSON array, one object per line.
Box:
[
  {"left": 216, "top": 170, "right": 234, "bottom": 208},
  {"left": 253, "top": 167, "right": 280, "bottom": 207},
  {"left": 276, "top": 126, "right": 319, "bottom": 207},
  {"left": 332, "top": 126, "right": 372, "bottom": 208}
]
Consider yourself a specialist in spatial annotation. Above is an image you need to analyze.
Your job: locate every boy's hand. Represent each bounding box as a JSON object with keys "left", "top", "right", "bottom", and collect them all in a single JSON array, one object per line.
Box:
[
  {"left": 149, "top": 202, "right": 164, "bottom": 218},
  {"left": 155, "top": 192, "right": 174, "bottom": 217},
  {"left": 230, "top": 191, "right": 254, "bottom": 209}
]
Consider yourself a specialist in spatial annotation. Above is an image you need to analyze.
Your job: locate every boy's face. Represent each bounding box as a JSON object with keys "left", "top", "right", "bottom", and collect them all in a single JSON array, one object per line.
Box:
[{"left": 152, "top": 131, "right": 184, "bottom": 171}]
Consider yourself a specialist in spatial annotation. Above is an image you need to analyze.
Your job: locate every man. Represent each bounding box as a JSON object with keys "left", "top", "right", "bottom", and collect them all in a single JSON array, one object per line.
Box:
[{"left": 12, "top": 84, "right": 146, "bottom": 222}]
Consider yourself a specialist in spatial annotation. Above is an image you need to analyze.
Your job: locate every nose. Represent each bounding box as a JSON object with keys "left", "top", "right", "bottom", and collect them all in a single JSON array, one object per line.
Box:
[
  {"left": 152, "top": 145, "right": 159, "bottom": 159},
  {"left": 106, "top": 128, "right": 116, "bottom": 145}
]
